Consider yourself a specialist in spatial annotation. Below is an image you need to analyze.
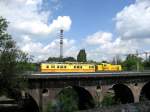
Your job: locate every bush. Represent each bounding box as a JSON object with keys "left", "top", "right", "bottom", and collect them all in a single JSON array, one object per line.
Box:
[{"left": 46, "top": 87, "right": 79, "bottom": 112}]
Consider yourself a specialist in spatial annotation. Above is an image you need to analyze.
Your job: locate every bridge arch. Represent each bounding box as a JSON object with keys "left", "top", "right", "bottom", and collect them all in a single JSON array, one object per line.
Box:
[
  {"left": 73, "top": 86, "right": 95, "bottom": 110},
  {"left": 140, "top": 81, "right": 150, "bottom": 101},
  {"left": 113, "top": 83, "right": 134, "bottom": 104},
  {"left": 57, "top": 86, "right": 95, "bottom": 110},
  {"left": 21, "top": 93, "right": 40, "bottom": 112}
]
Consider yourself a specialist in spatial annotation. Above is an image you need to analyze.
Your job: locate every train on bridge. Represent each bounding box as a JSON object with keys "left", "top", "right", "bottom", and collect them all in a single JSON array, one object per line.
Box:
[{"left": 40, "top": 63, "right": 122, "bottom": 73}]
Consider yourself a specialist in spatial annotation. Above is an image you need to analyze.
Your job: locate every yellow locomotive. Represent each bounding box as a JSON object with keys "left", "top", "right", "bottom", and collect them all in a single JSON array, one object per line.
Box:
[{"left": 41, "top": 62, "right": 122, "bottom": 73}]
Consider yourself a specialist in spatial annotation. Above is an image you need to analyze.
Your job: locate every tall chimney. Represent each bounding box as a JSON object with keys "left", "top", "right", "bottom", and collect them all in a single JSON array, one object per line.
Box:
[{"left": 60, "top": 29, "right": 63, "bottom": 60}]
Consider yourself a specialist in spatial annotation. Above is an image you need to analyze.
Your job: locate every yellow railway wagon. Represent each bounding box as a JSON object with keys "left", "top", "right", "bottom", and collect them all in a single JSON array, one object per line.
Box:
[
  {"left": 96, "top": 63, "right": 122, "bottom": 71},
  {"left": 111, "top": 65, "right": 122, "bottom": 71},
  {"left": 41, "top": 63, "right": 96, "bottom": 73}
]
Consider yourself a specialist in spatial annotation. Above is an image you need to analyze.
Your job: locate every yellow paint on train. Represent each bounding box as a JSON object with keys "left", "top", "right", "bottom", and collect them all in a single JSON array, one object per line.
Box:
[
  {"left": 41, "top": 63, "right": 95, "bottom": 72},
  {"left": 96, "top": 63, "right": 122, "bottom": 71},
  {"left": 41, "top": 63, "right": 122, "bottom": 73}
]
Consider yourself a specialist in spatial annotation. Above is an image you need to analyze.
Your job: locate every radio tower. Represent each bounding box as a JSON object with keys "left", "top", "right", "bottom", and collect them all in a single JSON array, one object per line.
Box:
[{"left": 60, "top": 29, "right": 63, "bottom": 60}]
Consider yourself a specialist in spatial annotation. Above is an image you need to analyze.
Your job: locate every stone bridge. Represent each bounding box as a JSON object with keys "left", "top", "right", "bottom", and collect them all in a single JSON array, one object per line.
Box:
[{"left": 23, "top": 72, "right": 150, "bottom": 112}]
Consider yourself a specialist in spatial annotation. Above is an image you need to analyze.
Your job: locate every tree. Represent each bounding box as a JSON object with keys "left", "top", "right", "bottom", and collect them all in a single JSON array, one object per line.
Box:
[
  {"left": 62, "top": 57, "right": 76, "bottom": 62},
  {"left": 143, "top": 56, "right": 150, "bottom": 70},
  {"left": 46, "top": 88, "right": 78, "bottom": 112},
  {"left": 47, "top": 57, "right": 60, "bottom": 62},
  {"left": 77, "top": 49, "right": 87, "bottom": 62},
  {"left": 101, "top": 93, "right": 116, "bottom": 107},
  {"left": 123, "top": 54, "right": 143, "bottom": 71},
  {"left": 112, "top": 55, "right": 122, "bottom": 64},
  {"left": 0, "top": 17, "right": 30, "bottom": 98},
  {"left": 47, "top": 56, "right": 76, "bottom": 62}
]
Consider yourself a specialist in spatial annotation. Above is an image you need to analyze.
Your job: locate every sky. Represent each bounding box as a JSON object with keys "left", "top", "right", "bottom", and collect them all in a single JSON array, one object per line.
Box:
[{"left": 0, "top": 0, "right": 150, "bottom": 62}]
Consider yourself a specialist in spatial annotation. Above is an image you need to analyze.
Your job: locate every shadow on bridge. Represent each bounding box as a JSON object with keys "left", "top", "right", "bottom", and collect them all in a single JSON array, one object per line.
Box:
[
  {"left": 21, "top": 93, "right": 39, "bottom": 112},
  {"left": 0, "top": 90, "right": 39, "bottom": 112},
  {"left": 113, "top": 84, "right": 134, "bottom": 104},
  {"left": 140, "top": 81, "right": 150, "bottom": 101}
]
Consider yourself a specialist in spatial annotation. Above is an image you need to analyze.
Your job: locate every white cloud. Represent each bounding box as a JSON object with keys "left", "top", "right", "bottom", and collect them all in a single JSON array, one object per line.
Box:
[
  {"left": 85, "top": 31, "right": 140, "bottom": 61},
  {"left": 0, "top": 0, "right": 71, "bottom": 36},
  {"left": 84, "top": 0, "right": 150, "bottom": 61},
  {"left": 15, "top": 16, "right": 71, "bottom": 35},
  {"left": 19, "top": 35, "right": 78, "bottom": 61},
  {"left": 115, "top": 0, "right": 150, "bottom": 39},
  {"left": 1, "top": 0, "right": 150, "bottom": 62},
  {"left": 85, "top": 31, "right": 112, "bottom": 45},
  {"left": 0, "top": 0, "right": 74, "bottom": 61}
]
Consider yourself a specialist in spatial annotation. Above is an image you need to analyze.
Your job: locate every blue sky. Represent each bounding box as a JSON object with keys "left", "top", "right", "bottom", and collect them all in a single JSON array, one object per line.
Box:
[
  {"left": 52, "top": 0, "right": 134, "bottom": 39},
  {"left": 0, "top": 0, "right": 150, "bottom": 62}
]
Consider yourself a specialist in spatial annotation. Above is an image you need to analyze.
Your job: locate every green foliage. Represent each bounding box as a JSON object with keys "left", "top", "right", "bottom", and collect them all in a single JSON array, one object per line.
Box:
[
  {"left": 63, "top": 57, "right": 76, "bottom": 62},
  {"left": 77, "top": 49, "right": 87, "bottom": 62},
  {"left": 57, "top": 88, "right": 78, "bottom": 112},
  {"left": 122, "top": 54, "right": 143, "bottom": 71},
  {"left": 0, "top": 17, "right": 30, "bottom": 98},
  {"left": 47, "top": 57, "right": 60, "bottom": 62},
  {"left": 101, "top": 93, "right": 116, "bottom": 107},
  {"left": 46, "top": 87, "right": 79, "bottom": 112},
  {"left": 101, "top": 60, "right": 108, "bottom": 63},
  {"left": 143, "top": 57, "right": 150, "bottom": 70},
  {"left": 45, "top": 101, "right": 54, "bottom": 112},
  {"left": 47, "top": 56, "right": 76, "bottom": 62}
]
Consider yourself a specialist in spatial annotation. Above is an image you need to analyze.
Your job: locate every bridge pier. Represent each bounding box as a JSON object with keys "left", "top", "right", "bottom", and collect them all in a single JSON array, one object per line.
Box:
[{"left": 128, "top": 83, "right": 145, "bottom": 103}]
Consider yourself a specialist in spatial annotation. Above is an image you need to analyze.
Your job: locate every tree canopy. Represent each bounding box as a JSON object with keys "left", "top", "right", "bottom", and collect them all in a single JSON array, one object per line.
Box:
[
  {"left": 0, "top": 17, "right": 31, "bottom": 98},
  {"left": 77, "top": 49, "right": 87, "bottom": 62},
  {"left": 122, "top": 54, "right": 143, "bottom": 71},
  {"left": 47, "top": 56, "right": 76, "bottom": 62}
]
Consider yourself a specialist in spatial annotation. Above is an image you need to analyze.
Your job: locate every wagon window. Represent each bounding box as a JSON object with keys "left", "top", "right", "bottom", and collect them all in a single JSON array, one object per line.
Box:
[
  {"left": 74, "top": 66, "right": 76, "bottom": 68},
  {"left": 57, "top": 66, "right": 60, "bottom": 68},
  {"left": 60, "top": 66, "right": 63, "bottom": 68},
  {"left": 80, "top": 66, "right": 82, "bottom": 69},
  {"left": 46, "top": 65, "right": 49, "bottom": 68},
  {"left": 77, "top": 66, "right": 79, "bottom": 68},
  {"left": 64, "top": 66, "right": 66, "bottom": 68},
  {"left": 51, "top": 65, "right": 55, "bottom": 68}
]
